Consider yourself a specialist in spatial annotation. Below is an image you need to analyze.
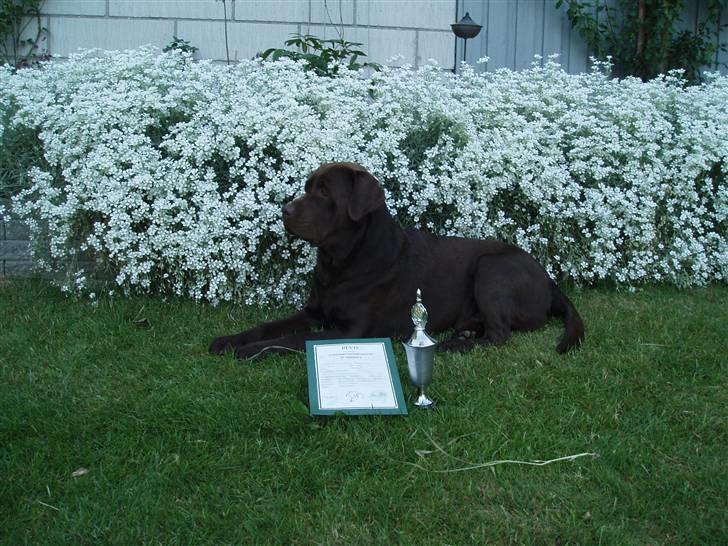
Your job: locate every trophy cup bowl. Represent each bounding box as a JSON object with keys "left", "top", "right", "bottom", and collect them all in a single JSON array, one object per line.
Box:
[
  {"left": 404, "top": 342, "right": 436, "bottom": 407},
  {"left": 403, "top": 289, "right": 436, "bottom": 408}
]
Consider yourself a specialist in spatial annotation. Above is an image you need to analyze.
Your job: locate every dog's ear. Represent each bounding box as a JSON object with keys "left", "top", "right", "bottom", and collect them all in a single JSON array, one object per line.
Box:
[{"left": 347, "top": 167, "right": 385, "bottom": 222}]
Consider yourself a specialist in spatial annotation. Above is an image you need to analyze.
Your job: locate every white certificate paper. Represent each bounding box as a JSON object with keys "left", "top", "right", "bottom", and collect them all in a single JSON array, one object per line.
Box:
[{"left": 306, "top": 339, "right": 407, "bottom": 415}]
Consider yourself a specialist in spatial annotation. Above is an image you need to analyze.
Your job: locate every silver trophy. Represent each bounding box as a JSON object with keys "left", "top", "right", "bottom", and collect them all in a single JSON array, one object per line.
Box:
[{"left": 403, "top": 289, "right": 437, "bottom": 408}]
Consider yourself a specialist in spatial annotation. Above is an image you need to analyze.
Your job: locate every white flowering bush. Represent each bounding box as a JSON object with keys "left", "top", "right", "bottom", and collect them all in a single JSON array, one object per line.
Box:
[{"left": 2, "top": 47, "right": 726, "bottom": 304}]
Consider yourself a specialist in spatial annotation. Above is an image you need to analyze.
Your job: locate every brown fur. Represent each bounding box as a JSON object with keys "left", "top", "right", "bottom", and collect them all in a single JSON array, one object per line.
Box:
[{"left": 209, "top": 162, "right": 584, "bottom": 359}]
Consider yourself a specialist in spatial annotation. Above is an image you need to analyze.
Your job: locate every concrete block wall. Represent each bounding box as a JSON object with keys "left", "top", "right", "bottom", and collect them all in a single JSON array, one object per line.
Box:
[
  {"left": 0, "top": 217, "right": 32, "bottom": 277},
  {"left": 0, "top": 213, "right": 102, "bottom": 279},
  {"left": 38, "top": 0, "right": 458, "bottom": 69}
]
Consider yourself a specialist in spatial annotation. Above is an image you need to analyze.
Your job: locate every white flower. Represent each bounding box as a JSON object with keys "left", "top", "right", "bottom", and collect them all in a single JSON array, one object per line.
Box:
[{"left": 2, "top": 48, "right": 726, "bottom": 303}]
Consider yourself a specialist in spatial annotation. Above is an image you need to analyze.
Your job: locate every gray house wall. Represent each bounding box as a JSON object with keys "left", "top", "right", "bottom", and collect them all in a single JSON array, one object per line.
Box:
[
  {"left": 34, "top": 1, "right": 728, "bottom": 74},
  {"left": 38, "top": 0, "right": 458, "bottom": 69},
  {"left": 456, "top": 0, "right": 728, "bottom": 74}
]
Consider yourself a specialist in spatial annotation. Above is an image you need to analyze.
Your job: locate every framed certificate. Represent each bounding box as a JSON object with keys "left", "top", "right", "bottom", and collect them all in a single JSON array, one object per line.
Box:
[{"left": 306, "top": 338, "right": 408, "bottom": 416}]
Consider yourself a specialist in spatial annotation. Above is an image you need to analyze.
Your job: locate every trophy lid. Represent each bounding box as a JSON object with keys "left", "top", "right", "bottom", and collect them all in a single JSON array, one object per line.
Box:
[{"left": 407, "top": 289, "right": 437, "bottom": 348}]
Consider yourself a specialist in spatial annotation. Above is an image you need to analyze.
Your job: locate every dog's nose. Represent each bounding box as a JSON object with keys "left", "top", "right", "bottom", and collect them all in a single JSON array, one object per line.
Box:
[{"left": 282, "top": 202, "right": 295, "bottom": 218}]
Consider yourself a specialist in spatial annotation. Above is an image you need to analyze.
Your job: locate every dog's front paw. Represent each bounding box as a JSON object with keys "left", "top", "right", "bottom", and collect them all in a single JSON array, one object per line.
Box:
[
  {"left": 233, "top": 344, "right": 262, "bottom": 360},
  {"left": 209, "top": 335, "right": 238, "bottom": 355}
]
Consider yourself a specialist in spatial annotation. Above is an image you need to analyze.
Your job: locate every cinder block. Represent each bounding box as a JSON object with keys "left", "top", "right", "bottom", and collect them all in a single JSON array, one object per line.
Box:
[
  {"left": 49, "top": 17, "right": 174, "bottom": 55},
  {"left": 0, "top": 240, "right": 30, "bottom": 260},
  {"left": 43, "top": 0, "right": 106, "bottom": 16},
  {"left": 417, "top": 30, "right": 455, "bottom": 69},
  {"left": 3, "top": 260, "right": 36, "bottom": 277},
  {"left": 360, "top": 27, "right": 417, "bottom": 66},
  {"left": 177, "top": 20, "right": 298, "bottom": 61},
  {"left": 109, "top": 0, "right": 225, "bottom": 19},
  {"left": 3, "top": 219, "right": 30, "bottom": 240},
  {"left": 308, "top": 25, "right": 416, "bottom": 66},
  {"left": 357, "top": 0, "right": 456, "bottom": 30},
  {"left": 235, "top": 0, "right": 310, "bottom": 23},
  {"left": 310, "top": 0, "right": 354, "bottom": 25}
]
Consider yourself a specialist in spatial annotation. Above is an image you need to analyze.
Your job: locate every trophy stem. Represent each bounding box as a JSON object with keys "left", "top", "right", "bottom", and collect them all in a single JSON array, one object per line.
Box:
[{"left": 414, "top": 388, "right": 434, "bottom": 408}]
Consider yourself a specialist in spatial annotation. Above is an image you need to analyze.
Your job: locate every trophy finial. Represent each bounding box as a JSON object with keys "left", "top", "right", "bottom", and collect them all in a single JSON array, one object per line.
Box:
[
  {"left": 411, "top": 288, "right": 428, "bottom": 331},
  {"left": 404, "top": 288, "right": 437, "bottom": 408}
]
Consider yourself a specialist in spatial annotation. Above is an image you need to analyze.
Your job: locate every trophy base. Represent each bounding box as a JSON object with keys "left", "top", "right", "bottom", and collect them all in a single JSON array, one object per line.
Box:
[{"left": 414, "top": 392, "right": 435, "bottom": 408}]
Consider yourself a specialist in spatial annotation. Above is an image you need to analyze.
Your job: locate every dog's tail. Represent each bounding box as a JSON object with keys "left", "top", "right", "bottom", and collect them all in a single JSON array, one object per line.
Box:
[{"left": 549, "top": 282, "right": 585, "bottom": 353}]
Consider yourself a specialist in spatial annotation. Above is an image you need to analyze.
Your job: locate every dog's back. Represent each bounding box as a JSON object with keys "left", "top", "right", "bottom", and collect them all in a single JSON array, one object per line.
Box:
[{"left": 395, "top": 229, "right": 584, "bottom": 352}]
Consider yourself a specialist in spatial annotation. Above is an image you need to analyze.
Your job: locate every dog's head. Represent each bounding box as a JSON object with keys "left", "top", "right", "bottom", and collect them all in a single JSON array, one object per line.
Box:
[{"left": 282, "top": 162, "right": 385, "bottom": 249}]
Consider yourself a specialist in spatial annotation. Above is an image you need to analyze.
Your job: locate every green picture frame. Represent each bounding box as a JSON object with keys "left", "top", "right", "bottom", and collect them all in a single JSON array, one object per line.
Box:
[{"left": 306, "top": 338, "right": 408, "bottom": 416}]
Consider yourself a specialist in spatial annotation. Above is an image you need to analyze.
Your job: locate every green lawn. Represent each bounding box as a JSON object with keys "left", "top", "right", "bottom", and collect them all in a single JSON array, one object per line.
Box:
[{"left": 1, "top": 280, "right": 726, "bottom": 545}]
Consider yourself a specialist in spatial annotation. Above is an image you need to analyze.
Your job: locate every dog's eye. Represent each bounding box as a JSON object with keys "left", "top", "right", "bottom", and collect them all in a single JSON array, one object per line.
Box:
[{"left": 319, "top": 187, "right": 330, "bottom": 199}]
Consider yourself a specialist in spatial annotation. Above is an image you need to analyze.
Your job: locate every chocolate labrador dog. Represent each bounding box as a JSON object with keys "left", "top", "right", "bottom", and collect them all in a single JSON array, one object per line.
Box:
[{"left": 209, "top": 162, "right": 584, "bottom": 359}]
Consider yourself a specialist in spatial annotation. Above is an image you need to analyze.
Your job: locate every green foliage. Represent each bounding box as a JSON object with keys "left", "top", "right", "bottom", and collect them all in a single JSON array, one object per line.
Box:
[
  {"left": 1, "top": 280, "right": 727, "bottom": 543},
  {"left": 0, "top": 0, "right": 48, "bottom": 68},
  {"left": 260, "top": 33, "right": 381, "bottom": 77},
  {"left": 402, "top": 114, "right": 469, "bottom": 171},
  {"left": 557, "top": 0, "right": 728, "bottom": 83},
  {"left": 0, "top": 120, "right": 46, "bottom": 201},
  {"left": 162, "top": 36, "right": 199, "bottom": 56},
  {"left": 144, "top": 109, "right": 192, "bottom": 148}
]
